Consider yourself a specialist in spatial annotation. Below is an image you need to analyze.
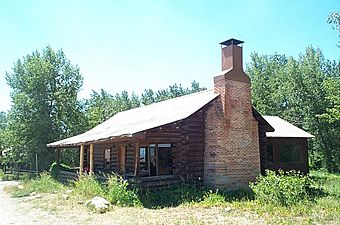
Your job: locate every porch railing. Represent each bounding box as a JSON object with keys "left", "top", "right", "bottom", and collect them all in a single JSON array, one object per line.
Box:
[{"left": 58, "top": 170, "right": 180, "bottom": 189}]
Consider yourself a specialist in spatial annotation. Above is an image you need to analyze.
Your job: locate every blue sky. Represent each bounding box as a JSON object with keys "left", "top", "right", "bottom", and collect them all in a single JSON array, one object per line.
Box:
[{"left": 0, "top": 0, "right": 339, "bottom": 111}]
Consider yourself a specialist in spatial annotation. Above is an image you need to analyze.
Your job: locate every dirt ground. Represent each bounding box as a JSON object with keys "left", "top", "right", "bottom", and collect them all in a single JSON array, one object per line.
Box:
[{"left": 0, "top": 181, "right": 266, "bottom": 225}]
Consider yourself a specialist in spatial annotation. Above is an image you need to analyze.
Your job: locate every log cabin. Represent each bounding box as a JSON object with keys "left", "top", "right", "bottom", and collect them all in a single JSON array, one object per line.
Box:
[{"left": 47, "top": 38, "right": 314, "bottom": 190}]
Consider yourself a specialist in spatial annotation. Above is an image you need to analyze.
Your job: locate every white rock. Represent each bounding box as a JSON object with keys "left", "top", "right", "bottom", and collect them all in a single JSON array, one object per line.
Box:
[
  {"left": 30, "top": 192, "right": 37, "bottom": 196},
  {"left": 66, "top": 189, "right": 72, "bottom": 194},
  {"left": 224, "top": 207, "right": 232, "bottom": 212},
  {"left": 62, "top": 194, "right": 69, "bottom": 200},
  {"left": 87, "top": 196, "right": 110, "bottom": 213}
]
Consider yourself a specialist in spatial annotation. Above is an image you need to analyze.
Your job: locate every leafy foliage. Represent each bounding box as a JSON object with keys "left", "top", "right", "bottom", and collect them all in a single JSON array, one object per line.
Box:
[
  {"left": 247, "top": 47, "right": 340, "bottom": 172},
  {"left": 84, "top": 80, "right": 206, "bottom": 128},
  {"left": 49, "top": 162, "right": 72, "bottom": 180},
  {"left": 6, "top": 173, "right": 65, "bottom": 197},
  {"left": 104, "top": 175, "right": 141, "bottom": 207},
  {"left": 5, "top": 46, "right": 87, "bottom": 169},
  {"left": 250, "top": 170, "right": 321, "bottom": 206},
  {"left": 327, "top": 11, "right": 340, "bottom": 47},
  {"left": 72, "top": 175, "right": 106, "bottom": 199}
]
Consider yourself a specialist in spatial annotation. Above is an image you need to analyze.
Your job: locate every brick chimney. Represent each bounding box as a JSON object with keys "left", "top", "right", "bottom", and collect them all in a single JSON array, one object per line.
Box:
[{"left": 204, "top": 38, "right": 260, "bottom": 190}]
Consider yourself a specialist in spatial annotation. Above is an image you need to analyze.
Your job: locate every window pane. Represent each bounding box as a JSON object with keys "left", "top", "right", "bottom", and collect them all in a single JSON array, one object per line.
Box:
[
  {"left": 280, "top": 144, "right": 301, "bottom": 163},
  {"left": 139, "top": 147, "right": 148, "bottom": 172},
  {"left": 104, "top": 149, "right": 110, "bottom": 162}
]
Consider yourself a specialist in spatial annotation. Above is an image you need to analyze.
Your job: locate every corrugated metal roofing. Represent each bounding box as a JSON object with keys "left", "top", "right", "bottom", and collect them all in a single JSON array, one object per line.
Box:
[
  {"left": 263, "top": 116, "right": 314, "bottom": 138},
  {"left": 47, "top": 90, "right": 219, "bottom": 147}
]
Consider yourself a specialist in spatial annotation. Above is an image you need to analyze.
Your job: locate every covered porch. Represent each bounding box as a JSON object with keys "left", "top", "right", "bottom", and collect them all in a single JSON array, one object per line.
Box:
[{"left": 54, "top": 135, "right": 180, "bottom": 188}]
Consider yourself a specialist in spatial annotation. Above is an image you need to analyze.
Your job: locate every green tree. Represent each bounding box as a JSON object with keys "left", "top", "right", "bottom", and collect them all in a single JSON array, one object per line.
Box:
[
  {"left": 5, "top": 46, "right": 85, "bottom": 169},
  {"left": 0, "top": 112, "right": 8, "bottom": 158},
  {"left": 85, "top": 81, "right": 206, "bottom": 128},
  {"left": 327, "top": 11, "right": 340, "bottom": 47},
  {"left": 85, "top": 89, "right": 116, "bottom": 128},
  {"left": 247, "top": 47, "right": 340, "bottom": 172}
]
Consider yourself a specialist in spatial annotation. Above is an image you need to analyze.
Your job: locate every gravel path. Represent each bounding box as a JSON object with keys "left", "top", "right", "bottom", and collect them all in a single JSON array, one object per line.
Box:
[{"left": 0, "top": 181, "right": 76, "bottom": 225}]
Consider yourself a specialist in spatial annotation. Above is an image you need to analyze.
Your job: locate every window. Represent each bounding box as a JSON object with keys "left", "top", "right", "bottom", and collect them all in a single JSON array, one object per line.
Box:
[
  {"left": 139, "top": 144, "right": 173, "bottom": 176},
  {"left": 280, "top": 144, "right": 301, "bottom": 163},
  {"left": 266, "top": 144, "right": 274, "bottom": 162},
  {"left": 139, "top": 147, "right": 148, "bottom": 172},
  {"left": 104, "top": 149, "right": 111, "bottom": 162},
  {"left": 157, "top": 144, "right": 173, "bottom": 175},
  {"left": 158, "top": 144, "right": 172, "bottom": 168}
]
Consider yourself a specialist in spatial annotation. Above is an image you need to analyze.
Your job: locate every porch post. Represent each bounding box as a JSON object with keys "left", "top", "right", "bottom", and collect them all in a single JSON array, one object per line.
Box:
[
  {"left": 79, "top": 144, "right": 84, "bottom": 175},
  {"left": 134, "top": 142, "right": 140, "bottom": 177},
  {"left": 89, "top": 143, "right": 94, "bottom": 175}
]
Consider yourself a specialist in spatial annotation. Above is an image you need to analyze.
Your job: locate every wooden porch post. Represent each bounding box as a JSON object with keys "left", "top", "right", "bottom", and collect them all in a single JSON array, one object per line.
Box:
[
  {"left": 79, "top": 144, "right": 84, "bottom": 175},
  {"left": 89, "top": 144, "right": 94, "bottom": 175},
  {"left": 134, "top": 142, "right": 140, "bottom": 177},
  {"left": 56, "top": 148, "right": 61, "bottom": 165}
]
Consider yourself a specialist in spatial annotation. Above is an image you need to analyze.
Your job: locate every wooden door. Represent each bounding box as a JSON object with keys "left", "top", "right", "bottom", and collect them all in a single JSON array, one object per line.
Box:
[
  {"left": 157, "top": 145, "right": 173, "bottom": 175},
  {"left": 117, "top": 146, "right": 126, "bottom": 173}
]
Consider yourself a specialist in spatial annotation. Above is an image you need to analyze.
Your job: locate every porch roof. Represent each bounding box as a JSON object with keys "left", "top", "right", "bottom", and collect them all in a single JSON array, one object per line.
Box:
[
  {"left": 47, "top": 90, "right": 219, "bottom": 147},
  {"left": 263, "top": 116, "right": 314, "bottom": 138}
]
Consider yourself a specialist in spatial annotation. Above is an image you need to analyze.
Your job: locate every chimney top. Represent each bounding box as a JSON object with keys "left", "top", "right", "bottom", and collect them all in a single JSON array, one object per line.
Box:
[{"left": 219, "top": 38, "right": 244, "bottom": 47}]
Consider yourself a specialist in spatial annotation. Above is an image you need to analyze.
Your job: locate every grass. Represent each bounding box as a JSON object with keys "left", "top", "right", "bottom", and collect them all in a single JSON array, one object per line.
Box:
[
  {"left": 0, "top": 169, "right": 33, "bottom": 181},
  {"left": 4, "top": 172, "right": 65, "bottom": 197},
  {"left": 3, "top": 170, "right": 340, "bottom": 224}
]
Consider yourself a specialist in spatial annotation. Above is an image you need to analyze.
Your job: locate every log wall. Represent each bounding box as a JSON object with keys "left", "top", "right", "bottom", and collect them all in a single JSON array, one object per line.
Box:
[{"left": 86, "top": 106, "right": 208, "bottom": 183}]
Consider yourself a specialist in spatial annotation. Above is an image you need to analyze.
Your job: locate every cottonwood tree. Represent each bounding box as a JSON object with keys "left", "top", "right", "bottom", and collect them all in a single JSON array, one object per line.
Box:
[
  {"left": 6, "top": 46, "right": 86, "bottom": 169},
  {"left": 327, "top": 11, "right": 340, "bottom": 47},
  {"left": 247, "top": 47, "right": 340, "bottom": 172}
]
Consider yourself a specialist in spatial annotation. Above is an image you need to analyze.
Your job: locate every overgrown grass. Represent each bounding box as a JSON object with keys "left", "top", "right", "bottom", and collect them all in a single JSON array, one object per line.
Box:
[
  {"left": 234, "top": 170, "right": 340, "bottom": 224},
  {"left": 5, "top": 172, "right": 65, "bottom": 197},
  {"left": 105, "top": 175, "right": 141, "bottom": 207},
  {"left": 3, "top": 169, "right": 339, "bottom": 223},
  {"left": 139, "top": 183, "right": 206, "bottom": 208},
  {"left": 250, "top": 170, "right": 322, "bottom": 206},
  {"left": 71, "top": 174, "right": 141, "bottom": 207},
  {"left": 72, "top": 175, "right": 106, "bottom": 199}
]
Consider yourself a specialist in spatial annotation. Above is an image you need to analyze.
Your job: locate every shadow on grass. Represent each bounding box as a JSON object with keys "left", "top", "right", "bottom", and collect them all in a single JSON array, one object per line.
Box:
[{"left": 137, "top": 183, "right": 255, "bottom": 209}]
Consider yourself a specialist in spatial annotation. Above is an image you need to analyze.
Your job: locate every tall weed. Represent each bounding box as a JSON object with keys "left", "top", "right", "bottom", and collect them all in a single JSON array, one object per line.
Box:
[
  {"left": 72, "top": 175, "right": 105, "bottom": 199},
  {"left": 198, "top": 190, "right": 227, "bottom": 207},
  {"left": 104, "top": 174, "right": 141, "bottom": 207}
]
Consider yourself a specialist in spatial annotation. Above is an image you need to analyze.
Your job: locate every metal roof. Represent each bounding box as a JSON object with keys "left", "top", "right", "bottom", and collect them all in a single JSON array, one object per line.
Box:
[
  {"left": 263, "top": 116, "right": 314, "bottom": 138},
  {"left": 47, "top": 90, "right": 219, "bottom": 147}
]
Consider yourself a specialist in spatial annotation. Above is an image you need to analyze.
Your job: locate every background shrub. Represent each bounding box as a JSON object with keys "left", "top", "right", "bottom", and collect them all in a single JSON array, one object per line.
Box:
[
  {"left": 49, "top": 162, "right": 72, "bottom": 180},
  {"left": 250, "top": 170, "right": 320, "bottom": 206}
]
